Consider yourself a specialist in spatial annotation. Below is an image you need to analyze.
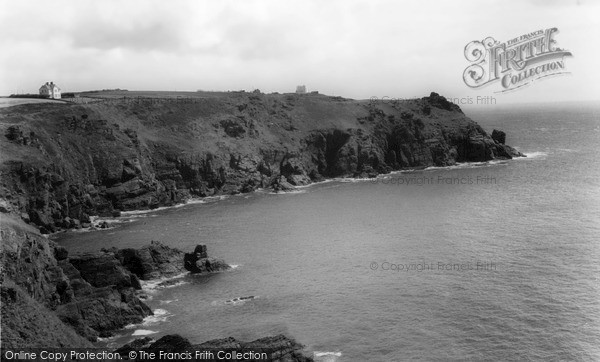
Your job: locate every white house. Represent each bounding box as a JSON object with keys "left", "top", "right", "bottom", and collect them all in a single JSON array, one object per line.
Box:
[{"left": 39, "top": 82, "right": 61, "bottom": 99}]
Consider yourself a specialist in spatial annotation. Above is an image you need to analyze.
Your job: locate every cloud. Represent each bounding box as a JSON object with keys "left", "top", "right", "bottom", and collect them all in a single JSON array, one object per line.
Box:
[
  {"left": 70, "top": 20, "right": 184, "bottom": 52},
  {"left": 0, "top": 0, "right": 598, "bottom": 102}
]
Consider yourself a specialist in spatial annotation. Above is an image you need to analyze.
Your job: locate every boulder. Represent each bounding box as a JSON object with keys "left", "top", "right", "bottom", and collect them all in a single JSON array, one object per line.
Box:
[
  {"left": 491, "top": 129, "right": 506, "bottom": 144},
  {"left": 183, "top": 245, "right": 230, "bottom": 274}
]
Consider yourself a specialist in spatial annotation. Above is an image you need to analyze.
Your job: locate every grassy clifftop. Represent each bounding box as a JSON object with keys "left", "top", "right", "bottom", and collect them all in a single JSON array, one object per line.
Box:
[{"left": 0, "top": 91, "right": 521, "bottom": 233}]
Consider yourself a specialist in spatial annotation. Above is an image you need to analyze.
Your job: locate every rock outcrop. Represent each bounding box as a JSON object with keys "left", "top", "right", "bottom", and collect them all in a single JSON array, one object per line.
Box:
[
  {"left": 0, "top": 90, "right": 524, "bottom": 352},
  {"left": 492, "top": 129, "right": 506, "bottom": 144},
  {"left": 0, "top": 217, "right": 234, "bottom": 346},
  {"left": 0, "top": 217, "right": 300, "bottom": 354},
  {"left": 115, "top": 241, "right": 188, "bottom": 280},
  {"left": 184, "top": 245, "right": 231, "bottom": 274},
  {"left": 116, "top": 334, "right": 313, "bottom": 362},
  {"left": 0, "top": 217, "right": 154, "bottom": 342},
  {"left": 0, "top": 92, "right": 523, "bottom": 234}
]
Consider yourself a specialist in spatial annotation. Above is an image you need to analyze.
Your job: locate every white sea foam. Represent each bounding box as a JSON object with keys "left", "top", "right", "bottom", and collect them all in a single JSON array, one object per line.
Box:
[
  {"left": 120, "top": 198, "right": 208, "bottom": 217},
  {"left": 141, "top": 309, "right": 171, "bottom": 326},
  {"left": 159, "top": 299, "right": 178, "bottom": 305},
  {"left": 314, "top": 351, "right": 342, "bottom": 357},
  {"left": 140, "top": 273, "right": 189, "bottom": 292},
  {"left": 313, "top": 351, "right": 342, "bottom": 361},
  {"left": 122, "top": 309, "right": 171, "bottom": 332},
  {"left": 268, "top": 189, "right": 307, "bottom": 195},
  {"left": 97, "top": 334, "right": 122, "bottom": 342},
  {"left": 269, "top": 159, "right": 516, "bottom": 192},
  {"left": 131, "top": 329, "right": 158, "bottom": 336},
  {"left": 132, "top": 329, "right": 158, "bottom": 336},
  {"left": 422, "top": 159, "right": 508, "bottom": 172},
  {"left": 521, "top": 151, "right": 548, "bottom": 159},
  {"left": 336, "top": 177, "right": 370, "bottom": 183},
  {"left": 294, "top": 179, "right": 337, "bottom": 188}
]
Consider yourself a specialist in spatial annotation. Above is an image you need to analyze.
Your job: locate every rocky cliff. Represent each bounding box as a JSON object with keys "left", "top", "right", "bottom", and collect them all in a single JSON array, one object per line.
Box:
[
  {"left": 1, "top": 216, "right": 312, "bottom": 360},
  {"left": 0, "top": 91, "right": 522, "bottom": 233},
  {"left": 0, "top": 215, "right": 227, "bottom": 346},
  {"left": 0, "top": 91, "right": 522, "bottom": 356}
]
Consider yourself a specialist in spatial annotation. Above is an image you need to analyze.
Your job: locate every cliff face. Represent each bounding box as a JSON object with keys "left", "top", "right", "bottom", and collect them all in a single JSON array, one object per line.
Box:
[
  {"left": 0, "top": 218, "right": 94, "bottom": 348},
  {"left": 0, "top": 216, "right": 152, "bottom": 344},
  {"left": 0, "top": 91, "right": 522, "bottom": 352},
  {"left": 0, "top": 91, "right": 522, "bottom": 233},
  {"left": 0, "top": 215, "right": 229, "bottom": 347}
]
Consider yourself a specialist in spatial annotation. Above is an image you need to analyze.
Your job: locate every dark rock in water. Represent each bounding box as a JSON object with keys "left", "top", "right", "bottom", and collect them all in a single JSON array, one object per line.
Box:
[
  {"left": 491, "top": 129, "right": 506, "bottom": 144},
  {"left": 184, "top": 245, "right": 230, "bottom": 274},
  {"left": 245, "top": 335, "right": 313, "bottom": 362},
  {"left": 457, "top": 133, "right": 523, "bottom": 162},
  {"left": 195, "top": 336, "right": 242, "bottom": 350},
  {"left": 116, "top": 241, "right": 187, "bottom": 280},
  {"left": 226, "top": 296, "right": 256, "bottom": 303},
  {"left": 117, "top": 334, "right": 314, "bottom": 362},
  {"left": 193, "top": 244, "right": 208, "bottom": 259}
]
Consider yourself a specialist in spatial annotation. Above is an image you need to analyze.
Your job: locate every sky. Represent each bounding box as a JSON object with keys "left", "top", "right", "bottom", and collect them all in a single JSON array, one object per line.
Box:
[{"left": 1, "top": 0, "right": 599, "bottom": 104}]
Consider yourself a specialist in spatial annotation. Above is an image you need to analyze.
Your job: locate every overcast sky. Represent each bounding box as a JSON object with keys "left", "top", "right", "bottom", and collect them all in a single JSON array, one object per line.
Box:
[{"left": 1, "top": 0, "right": 599, "bottom": 104}]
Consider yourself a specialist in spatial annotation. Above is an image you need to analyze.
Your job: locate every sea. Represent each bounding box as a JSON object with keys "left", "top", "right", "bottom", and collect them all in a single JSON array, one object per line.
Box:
[{"left": 56, "top": 102, "right": 600, "bottom": 361}]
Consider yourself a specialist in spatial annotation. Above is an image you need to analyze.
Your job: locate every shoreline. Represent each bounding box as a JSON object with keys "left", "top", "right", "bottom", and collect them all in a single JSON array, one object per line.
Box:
[{"left": 49, "top": 154, "right": 531, "bottom": 238}]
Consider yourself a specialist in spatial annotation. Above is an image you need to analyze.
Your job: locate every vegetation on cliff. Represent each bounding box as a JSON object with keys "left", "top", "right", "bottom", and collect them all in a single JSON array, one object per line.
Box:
[
  {"left": 0, "top": 91, "right": 522, "bottom": 234},
  {"left": 0, "top": 215, "right": 229, "bottom": 346},
  {"left": 0, "top": 91, "right": 522, "bottom": 355}
]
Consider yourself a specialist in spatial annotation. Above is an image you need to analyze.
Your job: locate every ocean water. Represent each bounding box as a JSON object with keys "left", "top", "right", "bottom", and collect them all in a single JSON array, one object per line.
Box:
[{"left": 56, "top": 102, "right": 600, "bottom": 361}]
